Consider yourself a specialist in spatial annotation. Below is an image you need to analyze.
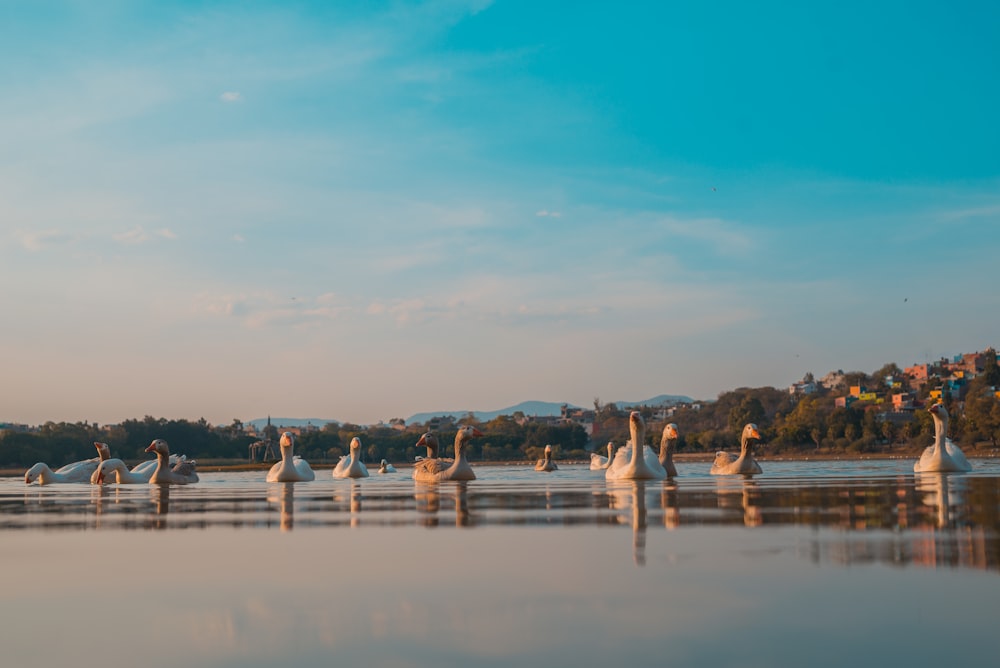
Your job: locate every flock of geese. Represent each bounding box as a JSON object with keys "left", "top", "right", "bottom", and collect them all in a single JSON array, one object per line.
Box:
[{"left": 21, "top": 402, "right": 971, "bottom": 486}]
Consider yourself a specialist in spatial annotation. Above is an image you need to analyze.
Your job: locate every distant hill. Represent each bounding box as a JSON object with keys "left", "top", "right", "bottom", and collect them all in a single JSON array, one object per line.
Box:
[
  {"left": 406, "top": 400, "right": 575, "bottom": 425},
  {"left": 246, "top": 417, "right": 338, "bottom": 431},
  {"left": 612, "top": 394, "right": 694, "bottom": 408},
  {"left": 404, "top": 394, "right": 693, "bottom": 425},
  {"left": 246, "top": 394, "right": 695, "bottom": 430}
]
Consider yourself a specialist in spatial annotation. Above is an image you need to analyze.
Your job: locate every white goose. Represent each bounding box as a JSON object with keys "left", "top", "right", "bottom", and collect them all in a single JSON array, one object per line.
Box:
[
  {"left": 96, "top": 458, "right": 157, "bottom": 484},
  {"left": 377, "top": 459, "right": 397, "bottom": 473},
  {"left": 658, "top": 423, "right": 679, "bottom": 477},
  {"left": 266, "top": 432, "right": 316, "bottom": 482},
  {"left": 914, "top": 403, "right": 971, "bottom": 473},
  {"left": 412, "top": 426, "right": 483, "bottom": 482},
  {"left": 332, "top": 437, "right": 369, "bottom": 479},
  {"left": 144, "top": 439, "right": 199, "bottom": 484},
  {"left": 590, "top": 442, "right": 615, "bottom": 470},
  {"left": 94, "top": 449, "right": 184, "bottom": 484},
  {"left": 710, "top": 423, "right": 762, "bottom": 475},
  {"left": 606, "top": 412, "right": 667, "bottom": 481},
  {"left": 88, "top": 442, "right": 114, "bottom": 483},
  {"left": 25, "top": 454, "right": 101, "bottom": 485},
  {"left": 535, "top": 444, "right": 558, "bottom": 472}
]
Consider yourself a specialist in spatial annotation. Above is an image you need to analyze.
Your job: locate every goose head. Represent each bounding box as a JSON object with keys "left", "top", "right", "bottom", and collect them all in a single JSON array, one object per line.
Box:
[
  {"left": 606, "top": 441, "right": 615, "bottom": 457},
  {"left": 349, "top": 437, "right": 362, "bottom": 454},
  {"left": 415, "top": 431, "right": 439, "bottom": 457},
  {"left": 629, "top": 411, "right": 646, "bottom": 448},
  {"left": 661, "top": 423, "right": 679, "bottom": 453},
  {"left": 741, "top": 424, "right": 761, "bottom": 451},
  {"left": 280, "top": 432, "right": 295, "bottom": 450},
  {"left": 95, "top": 458, "right": 123, "bottom": 484},
  {"left": 94, "top": 442, "right": 111, "bottom": 460},
  {"left": 145, "top": 439, "right": 170, "bottom": 456},
  {"left": 380, "top": 458, "right": 388, "bottom": 466},
  {"left": 928, "top": 402, "right": 948, "bottom": 422},
  {"left": 455, "top": 425, "right": 484, "bottom": 452},
  {"left": 24, "top": 463, "right": 45, "bottom": 484}
]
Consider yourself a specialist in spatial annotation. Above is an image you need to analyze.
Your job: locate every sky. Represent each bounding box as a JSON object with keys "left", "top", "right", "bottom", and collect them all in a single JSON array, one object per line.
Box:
[{"left": 1, "top": 0, "right": 998, "bottom": 427}]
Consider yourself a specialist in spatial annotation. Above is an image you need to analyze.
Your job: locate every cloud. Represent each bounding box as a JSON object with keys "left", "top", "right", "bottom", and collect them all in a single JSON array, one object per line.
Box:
[
  {"left": 220, "top": 91, "right": 243, "bottom": 103},
  {"left": 232, "top": 234, "right": 246, "bottom": 243},
  {"left": 14, "top": 229, "right": 75, "bottom": 251},
  {"left": 658, "top": 216, "right": 754, "bottom": 255},
  {"left": 113, "top": 226, "right": 177, "bottom": 244},
  {"left": 196, "top": 292, "right": 352, "bottom": 329},
  {"left": 535, "top": 210, "right": 563, "bottom": 218},
  {"left": 939, "top": 203, "right": 1000, "bottom": 223}
]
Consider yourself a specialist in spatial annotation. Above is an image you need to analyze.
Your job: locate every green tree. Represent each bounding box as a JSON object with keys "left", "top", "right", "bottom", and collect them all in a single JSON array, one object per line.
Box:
[
  {"left": 881, "top": 420, "right": 898, "bottom": 445},
  {"left": 728, "top": 396, "right": 765, "bottom": 434}
]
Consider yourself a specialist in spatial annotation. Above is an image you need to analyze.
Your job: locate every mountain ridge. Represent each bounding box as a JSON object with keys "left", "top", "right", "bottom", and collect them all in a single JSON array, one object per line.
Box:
[{"left": 246, "top": 394, "right": 693, "bottom": 430}]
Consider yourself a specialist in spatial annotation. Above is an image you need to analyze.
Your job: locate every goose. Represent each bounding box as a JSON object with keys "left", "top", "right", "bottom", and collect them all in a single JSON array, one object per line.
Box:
[
  {"left": 658, "top": 423, "right": 679, "bottom": 477},
  {"left": 266, "top": 432, "right": 315, "bottom": 482},
  {"left": 535, "top": 444, "right": 558, "bottom": 472},
  {"left": 95, "top": 458, "right": 157, "bottom": 484},
  {"left": 414, "top": 431, "right": 440, "bottom": 461},
  {"left": 412, "top": 425, "right": 483, "bottom": 482},
  {"left": 25, "top": 445, "right": 109, "bottom": 484},
  {"left": 710, "top": 423, "right": 762, "bottom": 475},
  {"left": 332, "top": 437, "right": 369, "bottom": 479},
  {"left": 606, "top": 412, "right": 667, "bottom": 481},
  {"left": 590, "top": 442, "right": 615, "bottom": 470},
  {"left": 24, "top": 459, "right": 100, "bottom": 485},
  {"left": 90, "top": 441, "right": 189, "bottom": 484},
  {"left": 914, "top": 403, "right": 971, "bottom": 473},
  {"left": 88, "top": 442, "right": 114, "bottom": 483},
  {"left": 377, "top": 459, "right": 397, "bottom": 474},
  {"left": 144, "top": 439, "right": 199, "bottom": 484}
]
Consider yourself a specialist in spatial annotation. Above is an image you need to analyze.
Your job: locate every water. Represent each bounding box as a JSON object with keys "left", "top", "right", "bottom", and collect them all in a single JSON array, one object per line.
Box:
[{"left": 3, "top": 459, "right": 1000, "bottom": 667}]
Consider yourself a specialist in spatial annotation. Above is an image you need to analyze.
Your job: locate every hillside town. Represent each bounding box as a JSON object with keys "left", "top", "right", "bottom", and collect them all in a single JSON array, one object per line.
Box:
[{"left": 2, "top": 347, "right": 998, "bottom": 468}]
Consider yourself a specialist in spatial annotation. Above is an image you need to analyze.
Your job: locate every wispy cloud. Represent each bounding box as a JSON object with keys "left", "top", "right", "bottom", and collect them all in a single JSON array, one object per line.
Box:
[
  {"left": 14, "top": 229, "right": 76, "bottom": 252},
  {"left": 220, "top": 91, "right": 242, "bottom": 103},
  {"left": 658, "top": 215, "right": 755, "bottom": 255},
  {"left": 112, "top": 226, "right": 177, "bottom": 245},
  {"left": 536, "top": 209, "right": 563, "bottom": 218},
  {"left": 196, "top": 292, "right": 353, "bottom": 329},
  {"left": 939, "top": 203, "right": 1000, "bottom": 222}
]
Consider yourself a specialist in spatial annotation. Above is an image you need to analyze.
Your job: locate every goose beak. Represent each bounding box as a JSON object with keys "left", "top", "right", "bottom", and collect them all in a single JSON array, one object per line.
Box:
[
  {"left": 471, "top": 428, "right": 484, "bottom": 437},
  {"left": 144, "top": 443, "right": 156, "bottom": 453}
]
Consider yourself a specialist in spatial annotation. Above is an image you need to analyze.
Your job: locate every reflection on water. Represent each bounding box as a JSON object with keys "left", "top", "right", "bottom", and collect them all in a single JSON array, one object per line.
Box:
[
  {"left": 5, "top": 462, "right": 1000, "bottom": 574},
  {"left": 4, "top": 461, "right": 1000, "bottom": 668}
]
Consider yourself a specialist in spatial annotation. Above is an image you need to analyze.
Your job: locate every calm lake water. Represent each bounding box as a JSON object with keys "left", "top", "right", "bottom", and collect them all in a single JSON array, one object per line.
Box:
[{"left": 3, "top": 459, "right": 1000, "bottom": 668}]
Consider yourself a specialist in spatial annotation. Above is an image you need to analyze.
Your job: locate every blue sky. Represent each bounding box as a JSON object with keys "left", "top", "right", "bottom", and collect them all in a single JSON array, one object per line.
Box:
[{"left": 2, "top": 0, "right": 998, "bottom": 426}]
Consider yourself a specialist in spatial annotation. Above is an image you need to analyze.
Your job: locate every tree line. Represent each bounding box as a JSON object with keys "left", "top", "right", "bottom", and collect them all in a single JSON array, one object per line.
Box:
[{"left": 3, "top": 351, "right": 999, "bottom": 469}]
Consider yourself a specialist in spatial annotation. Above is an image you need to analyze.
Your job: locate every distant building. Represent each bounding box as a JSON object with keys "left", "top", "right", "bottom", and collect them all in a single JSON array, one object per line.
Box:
[
  {"left": 819, "top": 370, "right": 846, "bottom": 391},
  {"left": 789, "top": 381, "right": 818, "bottom": 396},
  {"left": 891, "top": 392, "right": 916, "bottom": 412}
]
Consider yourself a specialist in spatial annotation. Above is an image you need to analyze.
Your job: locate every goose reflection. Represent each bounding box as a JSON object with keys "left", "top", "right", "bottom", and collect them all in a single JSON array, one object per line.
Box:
[
  {"left": 714, "top": 476, "right": 762, "bottom": 527},
  {"left": 150, "top": 484, "right": 170, "bottom": 530},
  {"left": 915, "top": 472, "right": 967, "bottom": 529},
  {"left": 331, "top": 482, "right": 363, "bottom": 527},
  {"left": 414, "top": 482, "right": 470, "bottom": 528},
  {"left": 266, "top": 482, "right": 296, "bottom": 532},
  {"left": 607, "top": 481, "right": 649, "bottom": 566},
  {"left": 351, "top": 482, "right": 362, "bottom": 527},
  {"left": 661, "top": 480, "right": 680, "bottom": 530},
  {"left": 90, "top": 483, "right": 117, "bottom": 529}
]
